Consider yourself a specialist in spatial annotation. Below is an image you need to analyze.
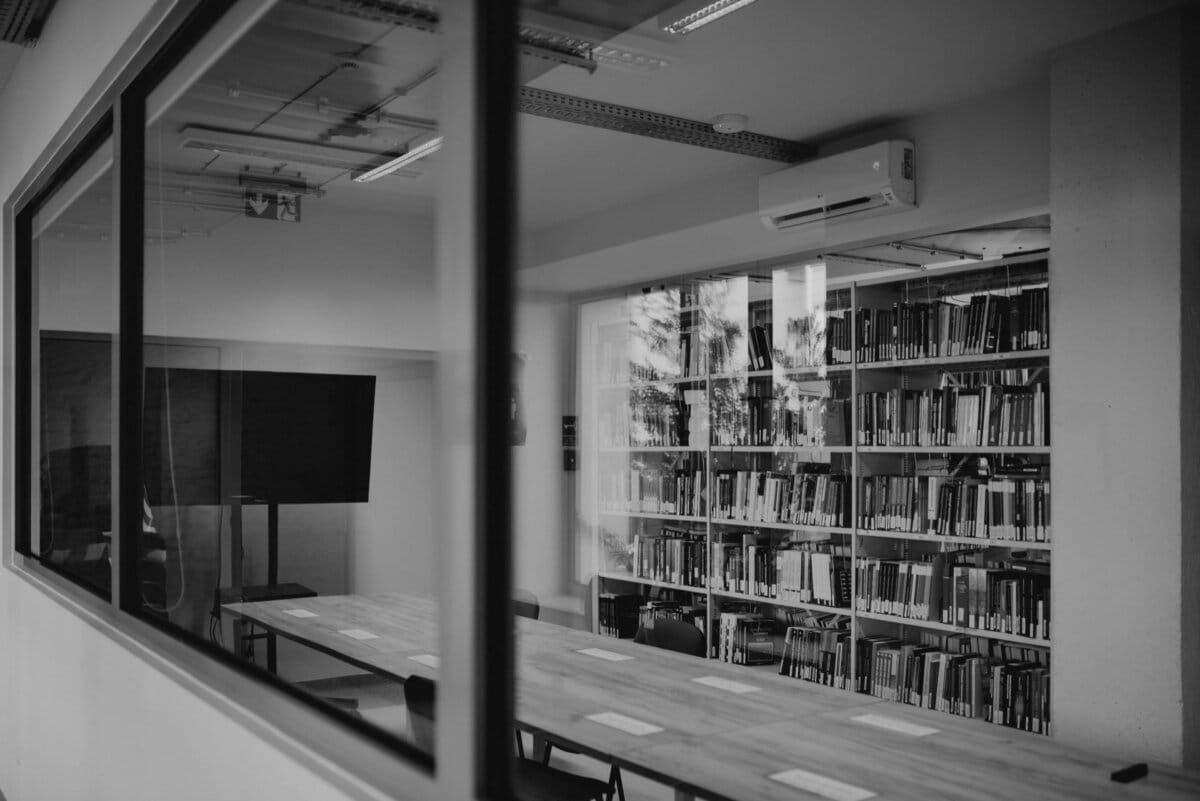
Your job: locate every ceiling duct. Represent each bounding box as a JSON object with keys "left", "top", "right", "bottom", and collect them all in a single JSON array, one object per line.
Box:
[{"left": 0, "top": 0, "right": 56, "bottom": 45}]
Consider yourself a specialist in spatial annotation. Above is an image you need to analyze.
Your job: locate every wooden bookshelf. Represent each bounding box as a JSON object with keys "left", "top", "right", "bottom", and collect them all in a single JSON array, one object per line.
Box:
[{"left": 587, "top": 253, "right": 1052, "bottom": 734}]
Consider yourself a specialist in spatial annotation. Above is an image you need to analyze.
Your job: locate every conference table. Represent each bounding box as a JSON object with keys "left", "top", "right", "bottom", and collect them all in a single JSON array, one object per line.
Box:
[{"left": 223, "top": 593, "right": 1200, "bottom": 801}]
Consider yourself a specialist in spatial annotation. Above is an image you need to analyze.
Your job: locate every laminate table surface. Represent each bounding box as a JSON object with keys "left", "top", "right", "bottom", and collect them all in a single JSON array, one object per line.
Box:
[{"left": 224, "top": 593, "right": 1200, "bottom": 801}]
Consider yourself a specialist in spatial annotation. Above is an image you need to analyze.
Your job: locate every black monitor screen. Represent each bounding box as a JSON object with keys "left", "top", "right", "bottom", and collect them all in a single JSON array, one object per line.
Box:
[{"left": 143, "top": 368, "right": 375, "bottom": 506}]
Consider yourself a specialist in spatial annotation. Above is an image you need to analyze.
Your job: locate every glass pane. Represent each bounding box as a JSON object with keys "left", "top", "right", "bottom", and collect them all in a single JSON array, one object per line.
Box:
[
  {"left": 509, "top": 1, "right": 1053, "bottom": 798},
  {"left": 139, "top": 0, "right": 443, "bottom": 759},
  {"left": 31, "top": 135, "right": 115, "bottom": 598}
]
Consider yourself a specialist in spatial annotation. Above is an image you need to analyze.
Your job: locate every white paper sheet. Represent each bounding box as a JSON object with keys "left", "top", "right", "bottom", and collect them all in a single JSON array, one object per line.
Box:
[
  {"left": 584, "top": 712, "right": 663, "bottom": 736},
  {"left": 768, "top": 768, "right": 876, "bottom": 801},
  {"left": 690, "top": 676, "right": 760, "bottom": 694},
  {"left": 409, "top": 654, "right": 441, "bottom": 668},
  {"left": 850, "top": 713, "right": 939, "bottom": 737},
  {"left": 338, "top": 628, "right": 379, "bottom": 640},
  {"left": 576, "top": 648, "right": 634, "bottom": 662},
  {"left": 282, "top": 609, "right": 318, "bottom": 618}
]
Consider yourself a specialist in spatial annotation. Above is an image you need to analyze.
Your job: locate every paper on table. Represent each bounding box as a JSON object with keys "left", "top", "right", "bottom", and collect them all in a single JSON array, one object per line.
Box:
[
  {"left": 338, "top": 628, "right": 379, "bottom": 640},
  {"left": 576, "top": 648, "right": 634, "bottom": 662},
  {"left": 691, "top": 675, "right": 759, "bottom": 694},
  {"left": 768, "top": 768, "right": 876, "bottom": 801},
  {"left": 850, "top": 713, "right": 939, "bottom": 737},
  {"left": 585, "top": 712, "right": 663, "bottom": 736},
  {"left": 283, "top": 609, "right": 318, "bottom": 618},
  {"left": 409, "top": 654, "right": 441, "bottom": 668}
]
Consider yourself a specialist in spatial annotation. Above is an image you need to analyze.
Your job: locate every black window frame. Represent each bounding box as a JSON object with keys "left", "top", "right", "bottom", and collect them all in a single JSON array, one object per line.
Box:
[{"left": 13, "top": 111, "right": 115, "bottom": 602}]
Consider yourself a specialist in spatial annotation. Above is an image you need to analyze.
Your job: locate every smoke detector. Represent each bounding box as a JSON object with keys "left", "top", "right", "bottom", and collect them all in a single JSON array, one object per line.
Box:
[{"left": 712, "top": 113, "right": 748, "bottom": 134}]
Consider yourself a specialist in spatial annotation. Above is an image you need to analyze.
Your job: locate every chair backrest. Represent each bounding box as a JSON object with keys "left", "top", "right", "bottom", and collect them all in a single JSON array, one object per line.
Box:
[
  {"left": 404, "top": 675, "right": 436, "bottom": 752},
  {"left": 647, "top": 619, "right": 706, "bottom": 657},
  {"left": 513, "top": 588, "right": 540, "bottom": 620}
]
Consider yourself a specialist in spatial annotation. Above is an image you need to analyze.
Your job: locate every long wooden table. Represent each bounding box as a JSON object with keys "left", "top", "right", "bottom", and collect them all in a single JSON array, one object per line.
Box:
[{"left": 224, "top": 593, "right": 1200, "bottom": 801}]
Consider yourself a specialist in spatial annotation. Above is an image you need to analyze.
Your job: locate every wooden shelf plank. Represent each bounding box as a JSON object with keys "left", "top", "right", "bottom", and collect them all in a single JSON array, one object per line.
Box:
[
  {"left": 855, "top": 610, "right": 1051, "bottom": 647},
  {"left": 856, "top": 445, "right": 1049, "bottom": 454},
  {"left": 856, "top": 348, "right": 1051, "bottom": 371},
  {"left": 598, "top": 511, "right": 709, "bottom": 524},
  {"left": 597, "top": 572, "right": 707, "bottom": 593},
  {"left": 711, "top": 519, "right": 854, "bottom": 535},
  {"left": 857, "top": 529, "right": 1052, "bottom": 551},
  {"left": 711, "top": 588, "right": 852, "bottom": 614}
]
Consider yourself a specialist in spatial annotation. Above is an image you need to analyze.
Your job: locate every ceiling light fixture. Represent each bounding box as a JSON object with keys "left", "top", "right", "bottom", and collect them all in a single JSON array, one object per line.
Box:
[
  {"left": 352, "top": 133, "right": 443, "bottom": 183},
  {"left": 659, "top": 0, "right": 760, "bottom": 35}
]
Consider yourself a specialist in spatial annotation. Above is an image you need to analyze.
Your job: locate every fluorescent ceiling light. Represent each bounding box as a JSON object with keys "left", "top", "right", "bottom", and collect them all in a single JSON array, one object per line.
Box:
[
  {"left": 353, "top": 134, "right": 443, "bottom": 183},
  {"left": 659, "top": 0, "right": 759, "bottom": 35}
]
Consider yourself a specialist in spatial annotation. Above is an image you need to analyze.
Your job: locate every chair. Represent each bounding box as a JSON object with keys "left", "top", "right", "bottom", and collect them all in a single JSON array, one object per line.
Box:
[
  {"left": 646, "top": 619, "right": 706, "bottom": 657},
  {"left": 406, "top": 675, "right": 614, "bottom": 801},
  {"left": 404, "top": 675, "right": 436, "bottom": 753},
  {"left": 513, "top": 588, "right": 541, "bottom": 620}
]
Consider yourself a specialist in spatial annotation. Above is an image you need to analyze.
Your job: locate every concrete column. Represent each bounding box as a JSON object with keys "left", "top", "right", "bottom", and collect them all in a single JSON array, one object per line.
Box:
[{"left": 1050, "top": 6, "right": 1200, "bottom": 767}]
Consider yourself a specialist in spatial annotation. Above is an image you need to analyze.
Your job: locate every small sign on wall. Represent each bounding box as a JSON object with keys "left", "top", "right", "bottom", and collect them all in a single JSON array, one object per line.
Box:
[{"left": 244, "top": 190, "right": 301, "bottom": 222}]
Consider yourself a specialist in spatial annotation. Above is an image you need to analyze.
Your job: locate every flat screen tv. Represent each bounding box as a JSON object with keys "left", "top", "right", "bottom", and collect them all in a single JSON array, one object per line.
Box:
[{"left": 143, "top": 368, "right": 376, "bottom": 506}]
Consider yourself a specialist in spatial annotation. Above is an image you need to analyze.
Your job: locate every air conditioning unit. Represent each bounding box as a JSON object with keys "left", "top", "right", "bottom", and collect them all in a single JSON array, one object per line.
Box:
[{"left": 758, "top": 140, "right": 915, "bottom": 231}]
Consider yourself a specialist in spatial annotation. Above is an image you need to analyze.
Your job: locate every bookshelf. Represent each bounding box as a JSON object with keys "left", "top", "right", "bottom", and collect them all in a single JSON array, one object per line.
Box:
[{"left": 584, "top": 251, "right": 1051, "bottom": 735}]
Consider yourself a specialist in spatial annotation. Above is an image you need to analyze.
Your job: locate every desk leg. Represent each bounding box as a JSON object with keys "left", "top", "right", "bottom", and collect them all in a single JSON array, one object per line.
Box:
[{"left": 268, "top": 631, "right": 277, "bottom": 673}]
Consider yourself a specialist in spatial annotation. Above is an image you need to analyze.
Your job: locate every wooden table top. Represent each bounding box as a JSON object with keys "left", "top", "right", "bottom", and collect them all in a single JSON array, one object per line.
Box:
[{"left": 224, "top": 593, "right": 1200, "bottom": 801}]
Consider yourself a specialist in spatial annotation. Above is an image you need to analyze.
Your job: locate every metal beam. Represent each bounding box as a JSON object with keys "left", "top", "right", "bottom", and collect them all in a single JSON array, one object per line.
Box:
[{"left": 518, "top": 86, "right": 813, "bottom": 163}]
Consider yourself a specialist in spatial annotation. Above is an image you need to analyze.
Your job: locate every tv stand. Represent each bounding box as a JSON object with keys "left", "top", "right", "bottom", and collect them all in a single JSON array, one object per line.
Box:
[{"left": 226, "top": 497, "right": 314, "bottom": 672}]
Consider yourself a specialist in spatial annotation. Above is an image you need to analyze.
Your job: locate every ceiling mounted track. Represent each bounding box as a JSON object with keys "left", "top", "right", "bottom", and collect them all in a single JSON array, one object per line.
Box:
[
  {"left": 289, "top": 0, "right": 439, "bottom": 33},
  {"left": 0, "top": 0, "right": 55, "bottom": 44},
  {"left": 518, "top": 87, "right": 813, "bottom": 163}
]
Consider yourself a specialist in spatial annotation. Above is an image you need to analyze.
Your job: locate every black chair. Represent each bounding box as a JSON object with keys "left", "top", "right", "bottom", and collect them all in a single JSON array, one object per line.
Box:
[
  {"left": 404, "top": 675, "right": 437, "bottom": 753},
  {"left": 646, "top": 619, "right": 706, "bottom": 657},
  {"left": 513, "top": 588, "right": 541, "bottom": 620},
  {"left": 406, "top": 675, "right": 614, "bottom": 801}
]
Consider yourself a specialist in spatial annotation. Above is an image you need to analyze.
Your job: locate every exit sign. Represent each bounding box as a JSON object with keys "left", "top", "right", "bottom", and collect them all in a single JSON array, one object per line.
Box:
[{"left": 244, "top": 190, "right": 301, "bottom": 223}]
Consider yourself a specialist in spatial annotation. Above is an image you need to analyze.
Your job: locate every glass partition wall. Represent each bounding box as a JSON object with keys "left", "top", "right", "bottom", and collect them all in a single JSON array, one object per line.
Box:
[{"left": 135, "top": 0, "right": 445, "bottom": 754}]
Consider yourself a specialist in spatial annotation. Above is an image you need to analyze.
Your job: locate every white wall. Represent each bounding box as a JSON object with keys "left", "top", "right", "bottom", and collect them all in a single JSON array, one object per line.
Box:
[
  {"left": 1050, "top": 7, "right": 1198, "bottom": 766},
  {"left": 511, "top": 293, "right": 577, "bottom": 611}
]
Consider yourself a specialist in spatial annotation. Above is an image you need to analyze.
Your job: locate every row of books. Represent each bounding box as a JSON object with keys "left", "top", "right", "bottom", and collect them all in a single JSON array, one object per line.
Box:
[
  {"left": 711, "top": 469, "right": 850, "bottom": 528},
  {"left": 711, "top": 394, "right": 848, "bottom": 448},
  {"left": 857, "top": 383, "right": 1048, "bottom": 447},
  {"left": 778, "top": 619, "right": 852, "bottom": 688},
  {"left": 632, "top": 529, "right": 707, "bottom": 587},
  {"left": 709, "top": 538, "right": 851, "bottom": 608},
  {"left": 598, "top": 399, "right": 692, "bottom": 448},
  {"left": 855, "top": 285, "right": 1049, "bottom": 363},
  {"left": 858, "top": 635, "right": 1050, "bottom": 732},
  {"left": 858, "top": 474, "right": 1051, "bottom": 542},
  {"left": 597, "top": 593, "right": 641, "bottom": 638},
  {"left": 715, "top": 612, "right": 775, "bottom": 665},
  {"left": 855, "top": 556, "right": 1051, "bottom": 640},
  {"left": 599, "top": 468, "right": 706, "bottom": 518}
]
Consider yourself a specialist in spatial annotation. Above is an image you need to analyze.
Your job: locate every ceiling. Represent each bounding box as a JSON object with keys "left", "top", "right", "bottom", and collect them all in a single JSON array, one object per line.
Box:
[{"left": 23, "top": 0, "right": 1188, "bottom": 287}]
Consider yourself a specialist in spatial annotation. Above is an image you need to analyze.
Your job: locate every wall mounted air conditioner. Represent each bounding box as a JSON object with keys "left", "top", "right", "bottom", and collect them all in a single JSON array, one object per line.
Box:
[{"left": 758, "top": 140, "right": 915, "bottom": 231}]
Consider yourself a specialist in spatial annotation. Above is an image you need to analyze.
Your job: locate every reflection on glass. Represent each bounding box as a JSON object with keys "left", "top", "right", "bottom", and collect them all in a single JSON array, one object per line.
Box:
[
  {"left": 32, "top": 137, "right": 115, "bottom": 598},
  {"left": 137, "top": 0, "right": 442, "bottom": 756}
]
